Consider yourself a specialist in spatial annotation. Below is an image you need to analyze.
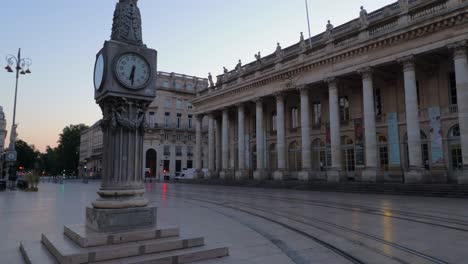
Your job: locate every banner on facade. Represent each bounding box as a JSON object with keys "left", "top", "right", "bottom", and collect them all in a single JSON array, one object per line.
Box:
[
  {"left": 428, "top": 107, "right": 444, "bottom": 165},
  {"left": 387, "top": 113, "right": 401, "bottom": 165},
  {"left": 354, "top": 118, "right": 365, "bottom": 166}
]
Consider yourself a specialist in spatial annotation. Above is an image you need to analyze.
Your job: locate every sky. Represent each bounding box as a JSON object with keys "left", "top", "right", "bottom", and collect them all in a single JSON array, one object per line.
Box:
[{"left": 0, "top": 0, "right": 395, "bottom": 152}]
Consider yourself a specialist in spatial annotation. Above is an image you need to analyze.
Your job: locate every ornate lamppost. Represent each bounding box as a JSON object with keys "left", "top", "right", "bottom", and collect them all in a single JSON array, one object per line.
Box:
[{"left": 4, "top": 49, "right": 32, "bottom": 183}]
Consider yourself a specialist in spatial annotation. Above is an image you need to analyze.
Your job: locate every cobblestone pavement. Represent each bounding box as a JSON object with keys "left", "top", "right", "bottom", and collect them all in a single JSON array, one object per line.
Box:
[{"left": 1, "top": 181, "right": 468, "bottom": 263}]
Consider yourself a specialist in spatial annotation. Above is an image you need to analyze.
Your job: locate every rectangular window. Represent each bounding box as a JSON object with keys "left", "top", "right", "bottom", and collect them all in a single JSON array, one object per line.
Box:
[
  {"left": 313, "top": 102, "right": 322, "bottom": 127},
  {"left": 188, "top": 115, "right": 193, "bottom": 129},
  {"left": 175, "top": 83, "right": 182, "bottom": 90},
  {"left": 272, "top": 112, "right": 277, "bottom": 132},
  {"left": 176, "top": 146, "right": 182, "bottom": 156},
  {"left": 187, "top": 103, "right": 193, "bottom": 110},
  {"left": 162, "top": 80, "right": 170, "bottom": 88},
  {"left": 291, "top": 107, "right": 299, "bottom": 129},
  {"left": 177, "top": 134, "right": 182, "bottom": 141},
  {"left": 163, "top": 160, "right": 170, "bottom": 172},
  {"left": 148, "top": 111, "right": 156, "bottom": 127},
  {"left": 176, "top": 160, "right": 182, "bottom": 172},
  {"left": 165, "top": 99, "right": 172, "bottom": 108},
  {"left": 187, "top": 146, "right": 194, "bottom": 157},
  {"left": 187, "top": 160, "right": 193, "bottom": 169},
  {"left": 339, "top": 97, "right": 349, "bottom": 122},
  {"left": 186, "top": 83, "right": 194, "bottom": 91},
  {"left": 176, "top": 100, "right": 184, "bottom": 109},
  {"left": 375, "top": 88, "right": 382, "bottom": 116},
  {"left": 163, "top": 145, "right": 171, "bottom": 156},
  {"left": 177, "top": 113, "right": 182, "bottom": 129},
  {"left": 164, "top": 134, "right": 169, "bottom": 141},
  {"left": 165, "top": 112, "right": 170, "bottom": 128},
  {"left": 449, "top": 72, "right": 457, "bottom": 105},
  {"left": 416, "top": 81, "right": 421, "bottom": 106}
]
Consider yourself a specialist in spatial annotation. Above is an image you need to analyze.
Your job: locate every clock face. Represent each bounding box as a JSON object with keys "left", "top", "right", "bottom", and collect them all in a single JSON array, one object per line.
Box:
[
  {"left": 94, "top": 53, "right": 105, "bottom": 91},
  {"left": 114, "top": 53, "right": 151, "bottom": 89}
]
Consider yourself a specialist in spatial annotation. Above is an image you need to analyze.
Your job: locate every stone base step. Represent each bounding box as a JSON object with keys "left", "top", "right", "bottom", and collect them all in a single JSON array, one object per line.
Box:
[
  {"left": 64, "top": 225, "right": 179, "bottom": 248},
  {"left": 41, "top": 233, "right": 204, "bottom": 264},
  {"left": 91, "top": 246, "right": 229, "bottom": 264},
  {"left": 20, "top": 241, "right": 57, "bottom": 264},
  {"left": 20, "top": 239, "right": 228, "bottom": 264}
]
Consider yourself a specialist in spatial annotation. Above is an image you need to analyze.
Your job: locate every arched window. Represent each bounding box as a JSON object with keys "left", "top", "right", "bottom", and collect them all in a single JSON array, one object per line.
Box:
[
  {"left": 288, "top": 141, "right": 302, "bottom": 171},
  {"left": 341, "top": 136, "right": 355, "bottom": 171},
  {"left": 145, "top": 149, "right": 157, "bottom": 178},
  {"left": 269, "top": 143, "right": 277, "bottom": 170},
  {"left": 403, "top": 131, "right": 430, "bottom": 170},
  {"left": 448, "top": 125, "right": 462, "bottom": 171},
  {"left": 378, "top": 135, "right": 389, "bottom": 171},
  {"left": 312, "top": 139, "right": 326, "bottom": 170},
  {"left": 291, "top": 108, "right": 299, "bottom": 129}
]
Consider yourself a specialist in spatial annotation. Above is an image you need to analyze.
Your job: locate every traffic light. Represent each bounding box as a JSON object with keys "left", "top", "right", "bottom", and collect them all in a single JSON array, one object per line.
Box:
[{"left": 18, "top": 166, "right": 24, "bottom": 171}]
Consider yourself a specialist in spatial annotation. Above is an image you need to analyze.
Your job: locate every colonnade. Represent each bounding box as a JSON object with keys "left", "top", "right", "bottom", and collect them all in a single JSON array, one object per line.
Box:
[{"left": 194, "top": 43, "right": 468, "bottom": 183}]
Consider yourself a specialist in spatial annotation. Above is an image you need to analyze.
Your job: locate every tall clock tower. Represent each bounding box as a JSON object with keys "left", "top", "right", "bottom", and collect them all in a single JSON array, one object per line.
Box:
[{"left": 88, "top": 0, "right": 158, "bottom": 232}]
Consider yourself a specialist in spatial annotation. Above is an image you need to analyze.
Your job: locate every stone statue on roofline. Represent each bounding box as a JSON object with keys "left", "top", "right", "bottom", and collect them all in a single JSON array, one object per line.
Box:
[
  {"left": 275, "top": 42, "right": 283, "bottom": 59},
  {"left": 208, "top": 73, "right": 214, "bottom": 87},
  {"left": 325, "top": 20, "right": 334, "bottom": 39},
  {"left": 223, "top": 67, "right": 228, "bottom": 74},
  {"left": 359, "top": 6, "right": 369, "bottom": 27},
  {"left": 236, "top": 60, "right": 242, "bottom": 72},
  {"left": 399, "top": 0, "right": 409, "bottom": 12},
  {"left": 255, "top": 52, "right": 262, "bottom": 65},
  {"left": 299, "top": 32, "right": 306, "bottom": 51}
]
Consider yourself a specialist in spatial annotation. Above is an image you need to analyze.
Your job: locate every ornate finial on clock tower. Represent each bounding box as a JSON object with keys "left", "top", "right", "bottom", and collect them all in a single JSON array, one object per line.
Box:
[{"left": 111, "top": 0, "right": 143, "bottom": 46}]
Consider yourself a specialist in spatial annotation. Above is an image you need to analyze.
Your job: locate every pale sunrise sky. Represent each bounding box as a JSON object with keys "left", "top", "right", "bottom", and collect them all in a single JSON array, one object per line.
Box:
[{"left": 0, "top": 0, "right": 395, "bottom": 152}]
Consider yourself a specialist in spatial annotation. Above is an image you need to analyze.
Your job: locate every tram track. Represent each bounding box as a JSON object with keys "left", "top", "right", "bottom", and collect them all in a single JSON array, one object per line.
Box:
[
  {"left": 165, "top": 191, "right": 451, "bottom": 264},
  {"left": 171, "top": 186, "right": 468, "bottom": 231}
]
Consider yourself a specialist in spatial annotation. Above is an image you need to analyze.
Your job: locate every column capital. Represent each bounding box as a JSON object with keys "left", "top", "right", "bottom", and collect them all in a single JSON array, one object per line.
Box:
[
  {"left": 325, "top": 77, "right": 338, "bottom": 85},
  {"left": 253, "top": 97, "right": 264, "bottom": 105},
  {"left": 397, "top": 55, "right": 415, "bottom": 72},
  {"left": 358, "top": 67, "right": 373, "bottom": 80},
  {"left": 235, "top": 102, "right": 245, "bottom": 109},
  {"left": 297, "top": 85, "right": 310, "bottom": 95},
  {"left": 448, "top": 40, "right": 467, "bottom": 60},
  {"left": 274, "top": 92, "right": 285, "bottom": 101}
]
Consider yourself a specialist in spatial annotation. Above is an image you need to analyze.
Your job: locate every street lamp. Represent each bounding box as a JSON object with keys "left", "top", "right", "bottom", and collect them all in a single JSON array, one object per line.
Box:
[{"left": 4, "top": 48, "right": 32, "bottom": 182}]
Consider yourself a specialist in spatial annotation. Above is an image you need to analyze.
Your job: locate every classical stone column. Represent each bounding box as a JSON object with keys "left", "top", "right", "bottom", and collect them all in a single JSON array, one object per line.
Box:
[
  {"left": 359, "top": 68, "right": 378, "bottom": 182},
  {"left": 215, "top": 117, "right": 222, "bottom": 172},
  {"left": 400, "top": 56, "right": 424, "bottom": 183},
  {"left": 298, "top": 86, "right": 313, "bottom": 181},
  {"left": 273, "top": 93, "right": 288, "bottom": 180},
  {"left": 450, "top": 42, "right": 468, "bottom": 184},
  {"left": 194, "top": 114, "right": 203, "bottom": 178},
  {"left": 254, "top": 99, "right": 266, "bottom": 180},
  {"left": 220, "top": 108, "right": 230, "bottom": 179},
  {"left": 327, "top": 78, "right": 342, "bottom": 182},
  {"left": 235, "top": 104, "right": 248, "bottom": 179},
  {"left": 207, "top": 113, "right": 216, "bottom": 178}
]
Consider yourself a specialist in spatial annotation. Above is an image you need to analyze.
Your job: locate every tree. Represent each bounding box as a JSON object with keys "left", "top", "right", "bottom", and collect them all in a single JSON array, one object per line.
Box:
[
  {"left": 39, "top": 146, "right": 60, "bottom": 175},
  {"left": 56, "top": 124, "right": 89, "bottom": 175},
  {"left": 15, "top": 139, "right": 40, "bottom": 171}
]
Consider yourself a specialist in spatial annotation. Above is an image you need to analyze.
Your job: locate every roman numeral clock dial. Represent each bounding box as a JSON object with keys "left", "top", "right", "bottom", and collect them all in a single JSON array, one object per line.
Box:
[{"left": 114, "top": 53, "right": 151, "bottom": 89}]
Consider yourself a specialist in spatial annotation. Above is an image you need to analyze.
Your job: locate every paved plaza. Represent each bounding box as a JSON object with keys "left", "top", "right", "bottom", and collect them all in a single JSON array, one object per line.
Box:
[{"left": 1, "top": 182, "right": 468, "bottom": 263}]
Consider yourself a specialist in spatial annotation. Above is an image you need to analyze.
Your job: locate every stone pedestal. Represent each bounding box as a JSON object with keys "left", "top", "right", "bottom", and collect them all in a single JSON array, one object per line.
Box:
[
  {"left": 298, "top": 170, "right": 314, "bottom": 181},
  {"left": 194, "top": 169, "right": 205, "bottom": 179},
  {"left": 235, "top": 170, "right": 249, "bottom": 180},
  {"left": 404, "top": 168, "right": 427, "bottom": 183},
  {"left": 86, "top": 207, "right": 157, "bottom": 233},
  {"left": 457, "top": 166, "right": 468, "bottom": 184},
  {"left": 361, "top": 168, "right": 378, "bottom": 182},
  {"left": 219, "top": 170, "right": 233, "bottom": 180},
  {"left": 206, "top": 170, "right": 218, "bottom": 179},
  {"left": 327, "top": 169, "right": 341, "bottom": 183},
  {"left": 273, "top": 170, "right": 289, "bottom": 181},
  {"left": 253, "top": 170, "right": 267, "bottom": 180}
]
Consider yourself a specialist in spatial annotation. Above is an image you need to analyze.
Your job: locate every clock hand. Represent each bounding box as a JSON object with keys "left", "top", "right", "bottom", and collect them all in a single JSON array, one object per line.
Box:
[{"left": 129, "top": 65, "right": 136, "bottom": 85}]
